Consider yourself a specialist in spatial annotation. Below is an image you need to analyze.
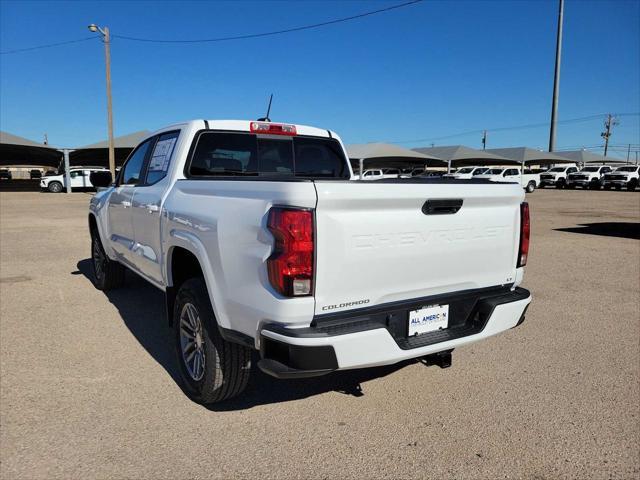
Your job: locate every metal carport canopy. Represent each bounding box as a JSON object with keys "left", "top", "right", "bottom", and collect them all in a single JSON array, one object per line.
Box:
[
  {"left": 347, "top": 143, "right": 445, "bottom": 177},
  {"left": 67, "top": 130, "right": 150, "bottom": 169},
  {"left": 556, "top": 150, "right": 629, "bottom": 164},
  {"left": 0, "top": 131, "right": 62, "bottom": 168},
  {"left": 486, "top": 147, "right": 574, "bottom": 165},
  {"left": 412, "top": 145, "right": 517, "bottom": 170}
]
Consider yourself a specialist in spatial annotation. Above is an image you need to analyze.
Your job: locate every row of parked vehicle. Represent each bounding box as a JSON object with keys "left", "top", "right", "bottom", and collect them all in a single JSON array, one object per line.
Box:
[
  {"left": 36, "top": 163, "right": 640, "bottom": 194},
  {"left": 361, "top": 164, "right": 640, "bottom": 192}
]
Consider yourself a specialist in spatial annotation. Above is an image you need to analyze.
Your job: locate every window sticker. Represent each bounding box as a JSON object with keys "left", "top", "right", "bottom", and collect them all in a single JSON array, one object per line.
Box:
[{"left": 149, "top": 137, "right": 177, "bottom": 172}]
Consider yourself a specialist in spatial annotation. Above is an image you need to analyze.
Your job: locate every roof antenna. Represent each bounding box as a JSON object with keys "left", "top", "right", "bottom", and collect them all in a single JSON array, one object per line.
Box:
[{"left": 258, "top": 94, "right": 273, "bottom": 122}]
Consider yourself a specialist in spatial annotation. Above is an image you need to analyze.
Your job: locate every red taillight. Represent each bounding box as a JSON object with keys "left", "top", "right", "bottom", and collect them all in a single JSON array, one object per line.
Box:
[
  {"left": 250, "top": 122, "right": 297, "bottom": 136},
  {"left": 517, "top": 202, "right": 530, "bottom": 267},
  {"left": 267, "top": 208, "right": 314, "bottom": 297}
]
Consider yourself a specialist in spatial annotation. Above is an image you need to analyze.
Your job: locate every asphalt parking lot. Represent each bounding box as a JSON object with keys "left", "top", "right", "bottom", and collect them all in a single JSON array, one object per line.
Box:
[{"left": 1, "top": 189, "right": 638, "bottom": 479}]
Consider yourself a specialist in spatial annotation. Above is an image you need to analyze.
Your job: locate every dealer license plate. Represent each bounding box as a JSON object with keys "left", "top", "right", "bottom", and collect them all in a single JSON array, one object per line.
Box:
[{"left": 408, "top": 304, "right": 449, "bottom": 336}]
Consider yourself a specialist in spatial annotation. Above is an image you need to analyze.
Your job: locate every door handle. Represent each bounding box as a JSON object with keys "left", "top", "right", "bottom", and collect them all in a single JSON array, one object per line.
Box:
[
  {"left": 122, "top": 201, "right": 132, "bottom": 208},
  {"left": 146, "top": 204, "right": 160, "bottom": 213}
]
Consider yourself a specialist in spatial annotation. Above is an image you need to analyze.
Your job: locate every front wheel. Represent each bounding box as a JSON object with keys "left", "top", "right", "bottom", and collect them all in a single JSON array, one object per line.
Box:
[
  {"left": 48, "top": 181, "right": 63, "bottom": 193},
  {"left": 174, "top": 277, "right": 251, "bottom": 404},
  {"left": 628, "top": 179, "right": 638, "bottom": 191}
]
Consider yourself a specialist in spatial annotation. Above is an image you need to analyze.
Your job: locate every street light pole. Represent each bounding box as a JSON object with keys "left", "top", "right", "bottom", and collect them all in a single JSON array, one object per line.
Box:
[
  {"left": 548, "top": 0, "right": 564, "bottom": 152},
  {"left": 89, "top": 24, "right": 115, "bottom": 179}
]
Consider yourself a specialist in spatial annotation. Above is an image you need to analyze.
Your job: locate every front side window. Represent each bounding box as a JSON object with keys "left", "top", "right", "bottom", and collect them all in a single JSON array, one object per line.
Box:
[
  {"left": 121, "top": 139, "right": 153, "bottom": 185},
  {"left": 189, "top": 132, "right": 349, "bottom": 178}
]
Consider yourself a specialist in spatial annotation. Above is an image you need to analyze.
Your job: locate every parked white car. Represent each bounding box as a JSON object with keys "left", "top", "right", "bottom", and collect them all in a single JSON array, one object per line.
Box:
[
  {"left": 539, "top": 165, "right": 580, "bottom": 188},
  {"left": 566, "top": 165, "right": 614, "bottom": 189},
  {"left": 602, "top": 165, "right": 639, "bottom": 191},
  {"left": 88, "top": 119, "right": 531, "bottom": 404},
  {"left": 444, "top": 166, "right": 489, "bottom": 180},
  {"left": 40, "top": 167, "right": 109, "bottom": 193},
  {"left": 475, "top": 168, "right": 540, "bottom": 193}
]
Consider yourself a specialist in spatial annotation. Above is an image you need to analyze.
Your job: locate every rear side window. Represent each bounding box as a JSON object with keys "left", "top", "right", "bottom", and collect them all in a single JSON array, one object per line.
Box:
[
  {"left": 145, "top": 131, "right": 179, "bottom": 184},
  {"left": 188, "top": 132, "right": 349, "bottom": 178}
]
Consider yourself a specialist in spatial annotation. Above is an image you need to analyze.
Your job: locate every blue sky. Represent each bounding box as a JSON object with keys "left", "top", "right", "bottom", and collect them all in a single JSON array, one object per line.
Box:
[{"left": 1, "top": 0, "right": 639, "bottom": 159}]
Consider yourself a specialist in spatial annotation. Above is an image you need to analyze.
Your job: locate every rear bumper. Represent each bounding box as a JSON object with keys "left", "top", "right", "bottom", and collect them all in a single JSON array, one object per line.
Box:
[{"left": 258, "top": 287, "right": 531, "bottom": 378}]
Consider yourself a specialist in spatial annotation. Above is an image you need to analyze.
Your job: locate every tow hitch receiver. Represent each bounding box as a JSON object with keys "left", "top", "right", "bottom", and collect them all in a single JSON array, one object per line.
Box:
[{"left": 424, "top": 349, "right": 453, "bottom": 369}]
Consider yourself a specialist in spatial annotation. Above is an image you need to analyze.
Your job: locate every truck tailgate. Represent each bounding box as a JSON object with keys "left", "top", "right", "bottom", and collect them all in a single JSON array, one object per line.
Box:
[{"left": 313, "top": 180, "right": 524, "bottom": 315}]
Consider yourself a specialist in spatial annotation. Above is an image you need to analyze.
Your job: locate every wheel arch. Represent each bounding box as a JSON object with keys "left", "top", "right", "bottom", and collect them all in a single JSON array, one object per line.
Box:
[{"left": 164, "top": 242, "right": 228, "bottom": 331}]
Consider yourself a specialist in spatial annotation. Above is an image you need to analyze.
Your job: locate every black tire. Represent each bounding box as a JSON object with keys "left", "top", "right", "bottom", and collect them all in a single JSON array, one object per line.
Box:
[
  {"left": 603, "top": 185, "right": 611, "bottom": 190},
  {"left": 567, "top": 184, "right": 575, "bottom": 189},
  {"left": 615, "top": 185, "right": 622, "bottom": 191},
  {"left": 525, "top": 181, "right": 536, "bottom": 193},
  {"left": 173, "top": 277, "right": 251, "bottom": 404},
  {"left": 91, "top": 231, "right": 125, "bottom": 290},
  {"left": 627, "top": 180, "right": 638, "bottom": 191},
  {"left": 48, "top": 181, "right": 63, "bottom": 193}
]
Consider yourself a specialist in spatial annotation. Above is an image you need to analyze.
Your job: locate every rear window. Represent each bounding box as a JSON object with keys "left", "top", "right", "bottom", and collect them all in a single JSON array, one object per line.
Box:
[{"left": 189, "top": 132, "right": 349, "bottom": 178}]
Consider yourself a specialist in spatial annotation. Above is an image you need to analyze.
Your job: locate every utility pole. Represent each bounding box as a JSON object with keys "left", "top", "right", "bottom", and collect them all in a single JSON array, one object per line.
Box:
[
  {"left": 88, "top": 24, "right": 116, "bottom": 179},
  {"left": 44, "top": 133, "right": 48, "bottom": 145},
  {"left": 548, "top": 0, "right": 564, "bottom": 152},
  {"left": 481, "top": 130, "right": 487, "bottom": 150},
  {"left": 601, "top": 114, "right": 618, "bottom": 157},
  {"left": 626, "top": 144, "right": 631, "bottom": 163}
]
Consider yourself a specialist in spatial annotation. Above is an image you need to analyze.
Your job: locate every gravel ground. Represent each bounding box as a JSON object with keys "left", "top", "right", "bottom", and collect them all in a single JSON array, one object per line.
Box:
[{"left": 1, "top": 189, "right": 638, "bottom": 480}]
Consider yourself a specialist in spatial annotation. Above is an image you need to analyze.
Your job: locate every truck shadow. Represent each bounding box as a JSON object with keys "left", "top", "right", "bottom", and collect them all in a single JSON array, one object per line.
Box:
[
  {"left": 554, "top": 222, "right": 640, "bottom": 240},
  {"left": 75, "top": 259, "right": 419, "bottom": 410}
]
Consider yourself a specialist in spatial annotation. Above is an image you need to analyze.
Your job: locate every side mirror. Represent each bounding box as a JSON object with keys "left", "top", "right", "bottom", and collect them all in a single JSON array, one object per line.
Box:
[{"left": 90, "top": 171, "right": 113, "bottom": 188}]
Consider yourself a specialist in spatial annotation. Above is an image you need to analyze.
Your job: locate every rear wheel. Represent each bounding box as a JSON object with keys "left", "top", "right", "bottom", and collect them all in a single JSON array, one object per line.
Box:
[
  {"left": 173, "top": 277, "right": 251, "bottom": 404},
  {"left": 48, "top": 181, "right": 63, "bottom": 193},
  {"left": 91, "top": 231, "right": 125, "bottom": 290},
  {"left": 525, "top": 181, "right": 536, "bottom": 193}
]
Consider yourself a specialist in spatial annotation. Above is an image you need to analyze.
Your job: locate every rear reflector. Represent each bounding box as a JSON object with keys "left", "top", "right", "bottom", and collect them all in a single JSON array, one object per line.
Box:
[
  {"left": 267, "top": 208, "right": 314, "bottom": 296},
  {"left": 517, "top": 202, "right": 530, "bottom": 267},
  {"left": 250, "top": 122, "right": 297, "bottom": 136}
]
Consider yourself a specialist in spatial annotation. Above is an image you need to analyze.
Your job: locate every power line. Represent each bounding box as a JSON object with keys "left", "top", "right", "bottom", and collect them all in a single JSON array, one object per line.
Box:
[
  {"left": 112, "top": 0, "right": 423, "bottom": 44},
  {"left": 388, "top": 112, "right": 640, "bottom": 144},
  {"left": 0, "top": 36, "right": 97, "bottom": 55}
]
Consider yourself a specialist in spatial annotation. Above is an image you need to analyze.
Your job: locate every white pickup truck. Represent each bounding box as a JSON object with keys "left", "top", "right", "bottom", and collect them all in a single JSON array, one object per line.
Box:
[
  {"left": 539, "top": 165, "right": 579, "bottom": 188},
  {"left": 475, "top": 168, "right": 540, "bottom": 193},
  {"left": 88, "top": 119, "right": 532, "bottom": 404},
  {"left": 602, "top": 165, "right": 639, "bottom": 191},
  {"left": 566, "top": 165, "right": 614, "bottom": 189}
]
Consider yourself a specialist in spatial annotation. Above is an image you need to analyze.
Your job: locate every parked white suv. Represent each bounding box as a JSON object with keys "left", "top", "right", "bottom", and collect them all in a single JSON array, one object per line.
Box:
[
  {"left": 602, "top": 165, "right": 639, "bottom": 191},
  {"left": 566, "top": 165, "right": 613, "bottom": 189},
  {"left": 88, "top": 119, "right": 531, "bottom": 404},
  {"left": 539, "top": 165, "right": 579, "bottom": 188},
  {"left": 443, "top": 166, "right": 489, "bottom": 179},
  {"left": 361, "top": 169, "right": 384, "bottom": 180},
  {"left": 40, "top": 167, "right": 109, "bottom": 193}
]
